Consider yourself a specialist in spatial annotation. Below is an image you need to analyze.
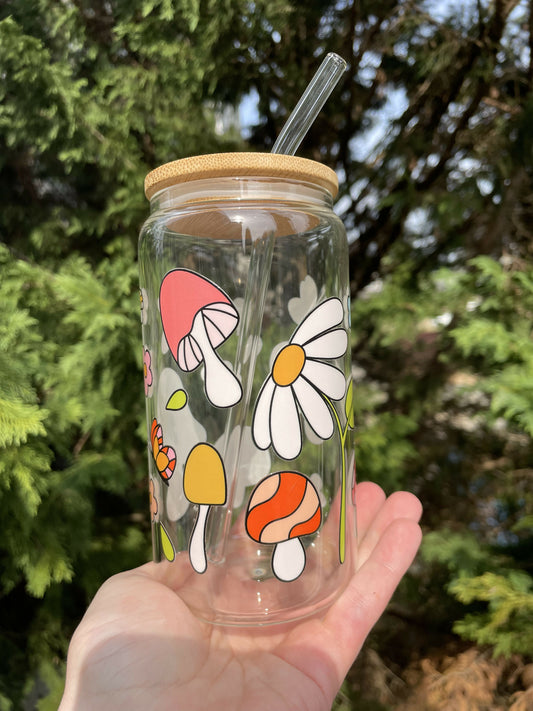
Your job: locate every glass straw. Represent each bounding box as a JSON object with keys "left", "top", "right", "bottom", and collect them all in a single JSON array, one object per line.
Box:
[
  {"left": 272, "top": 53, "right": 348, "bottom": 156},
  {"left": 208, "top": 53, "right": 347, "bottom": 565}
]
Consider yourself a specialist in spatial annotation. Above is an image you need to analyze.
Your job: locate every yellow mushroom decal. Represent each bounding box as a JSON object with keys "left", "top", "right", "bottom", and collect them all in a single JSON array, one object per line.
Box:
[{"left": 183, "top": 443, "right": 227, "bottom": 573}]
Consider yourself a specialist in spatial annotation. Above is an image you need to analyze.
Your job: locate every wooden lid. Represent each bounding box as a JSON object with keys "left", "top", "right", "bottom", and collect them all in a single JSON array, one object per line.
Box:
[{"left": 144, "top": 152, "right": 338, "bottom": 200}]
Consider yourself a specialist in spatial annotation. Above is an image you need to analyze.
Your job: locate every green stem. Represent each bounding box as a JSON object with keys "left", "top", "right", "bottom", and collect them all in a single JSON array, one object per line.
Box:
[{"left": 323, "top": 395, "right": 348, "bottom": 563}]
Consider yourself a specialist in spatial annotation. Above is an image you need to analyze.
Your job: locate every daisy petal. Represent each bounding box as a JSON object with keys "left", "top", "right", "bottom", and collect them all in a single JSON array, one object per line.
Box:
[
  {"left": 270, "top": 386, "right": 302, "bottom": 460},
  {"left": 252, "top": 377, "right": 276, "bottom": 450},
  {"left": 302, "top": 360, "right": 346, "bottom": 400},
  {"left": 292, "top": 377, "right": 334, "bottom": 440},
  {"left": 291, "top": 298, "right": 344, "bottom": 346},
  {"left": 303, "top": 328, "right": 348, "bottom": 359}
]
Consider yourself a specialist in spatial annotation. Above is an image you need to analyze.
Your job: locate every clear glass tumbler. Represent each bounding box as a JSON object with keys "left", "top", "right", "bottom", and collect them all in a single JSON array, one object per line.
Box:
[{"left": 138, "top": 153, "right": 356, "bottom": 625}]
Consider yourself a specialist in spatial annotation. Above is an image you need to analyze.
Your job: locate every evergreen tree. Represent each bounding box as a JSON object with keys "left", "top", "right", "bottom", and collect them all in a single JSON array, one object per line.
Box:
[{"left": 1, "top": 0, "right": 532, "bottom": 708}]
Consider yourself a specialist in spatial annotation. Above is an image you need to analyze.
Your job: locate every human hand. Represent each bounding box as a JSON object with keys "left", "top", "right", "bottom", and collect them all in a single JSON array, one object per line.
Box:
[{"left": 59, "top": 482, "right": 422, "bottom": 711}]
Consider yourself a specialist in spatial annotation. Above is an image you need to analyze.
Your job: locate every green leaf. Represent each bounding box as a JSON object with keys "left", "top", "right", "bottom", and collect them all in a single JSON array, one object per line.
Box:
[{"left": 166, "top": 389, "right": 188, "bottom": 411}]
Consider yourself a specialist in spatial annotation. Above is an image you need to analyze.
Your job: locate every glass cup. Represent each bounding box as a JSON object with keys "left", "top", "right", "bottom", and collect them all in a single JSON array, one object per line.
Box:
[{"left": 139, "top": 153, "right": 356, "bottom": 625}]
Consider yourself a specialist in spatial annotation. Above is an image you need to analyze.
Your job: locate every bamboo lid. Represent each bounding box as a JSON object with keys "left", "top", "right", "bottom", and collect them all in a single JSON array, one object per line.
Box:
[{"left": 144, "top": 152, "right": 338, "bottom": 200}]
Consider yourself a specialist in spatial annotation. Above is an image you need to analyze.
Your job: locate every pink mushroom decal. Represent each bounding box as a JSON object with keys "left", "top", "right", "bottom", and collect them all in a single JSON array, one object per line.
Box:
[
  {"left": 160, "top": 269, "right": 243, "bottom": 408},
  {"left": 245, "top": 471, "right": 322, "bottom": 581}
]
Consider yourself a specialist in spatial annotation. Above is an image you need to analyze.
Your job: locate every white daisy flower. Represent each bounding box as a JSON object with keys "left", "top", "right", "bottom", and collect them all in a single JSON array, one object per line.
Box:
[{"left": 252, "top": 297, "right": 348, "bottom": 460}]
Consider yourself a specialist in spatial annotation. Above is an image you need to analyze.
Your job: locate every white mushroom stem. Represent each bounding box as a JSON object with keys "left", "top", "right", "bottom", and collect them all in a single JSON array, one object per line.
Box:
[
  {"left": 189, "top": 504, "right": 209, "bottom": 574},
  {"left": 190, "top": 312, "right": 242, "bottom": 408},
  {"left": 272, "top": 537, "right": 306, "bottom": 582}
]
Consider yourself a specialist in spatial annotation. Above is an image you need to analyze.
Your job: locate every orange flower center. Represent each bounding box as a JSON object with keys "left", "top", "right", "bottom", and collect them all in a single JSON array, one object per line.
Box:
[
  {"left": 156, "top": 451, "right": 170, "bottom": 471},
  {"left": 272, "top": 344, "right": 305, "bottom": 387}
]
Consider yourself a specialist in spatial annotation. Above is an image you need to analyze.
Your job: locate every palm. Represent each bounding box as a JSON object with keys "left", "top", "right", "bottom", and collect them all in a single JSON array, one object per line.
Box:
[{"left": 60, "top": 483, "right": 422, "bottom": 711}]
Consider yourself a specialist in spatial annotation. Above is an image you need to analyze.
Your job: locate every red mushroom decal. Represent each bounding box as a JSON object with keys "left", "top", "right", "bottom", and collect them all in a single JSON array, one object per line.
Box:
[
  {"left": 160, "top": 269, "right": 242, "bottom": 408},
  {"left": 245, "top": 471, "right": 321, "bottom": 581}
]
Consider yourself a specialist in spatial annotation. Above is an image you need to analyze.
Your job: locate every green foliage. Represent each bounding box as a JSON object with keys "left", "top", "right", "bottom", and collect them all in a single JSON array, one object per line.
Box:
[
  {"left": 421, "top": 530, "right": 496, "bottom": 579},
  {"left": 355, "top": 408, "right": 418, "bottom": 491},
  {"left": 0, "top": 240, "right": 152, "bottom": 704},
  {"left": 422, "top": 530, "right": 533, "bottom": 656},
  {"left": 0, "top": 252, "right": 48, "bottom": 452},
  {"left": 34, "top": 660, "right": 65, "bottom": 711},
  {"left": 353, "top": 253, "right": 533, "bottom": 660},
  {"left": 449, "top": 257, "right": 533, "bottom": 436},
  {"left": 450, "top": 571, "right": 533, "bottom": 657}
]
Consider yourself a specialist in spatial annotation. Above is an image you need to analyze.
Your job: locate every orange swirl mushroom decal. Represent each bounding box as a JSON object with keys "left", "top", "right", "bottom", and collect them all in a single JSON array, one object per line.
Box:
[
  {"left": 160, "top": 269, "right": 242, "bottom": 408},
  {"left": 245, "top": 471, "right": 321, "bottom": 581},
  {"left": 183, "top": 443, "right": 227, "bottom": 574}
]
